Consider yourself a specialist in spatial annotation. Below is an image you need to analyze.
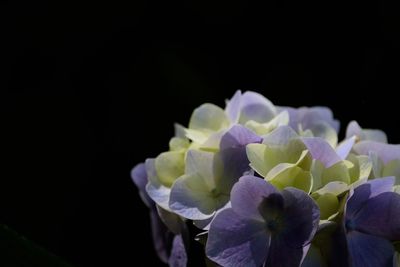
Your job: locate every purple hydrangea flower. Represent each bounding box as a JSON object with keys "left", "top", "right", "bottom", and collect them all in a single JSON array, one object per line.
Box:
[
  {"left": 346, "top": 121, "right": 388, "bottom": 143},
  {"left": 206, "top": 175, "right": 320, "bottom": 267},
  {"left": 304, "top": 177, "right": 400, "bottom": 267},
  {"left": 343, "top": 177, "right": 400, "bottom": 267},
  {"left": 279, "top": 106, "right": 339, "bottom": 133},
  {"left": 225, "top": 90, "right": 277, "bottom": 124},
  {"left": 278, "top": 106, "right": 340, "bottom": 147},
  {"left": 353, "top": 141, "right": 400, "bottom": 185},
  {"left": 131, "top": 91, "right": 400, "bottom": 266},
  {"left": 353, "top": 142, "right": 400, "bottom": 165}
]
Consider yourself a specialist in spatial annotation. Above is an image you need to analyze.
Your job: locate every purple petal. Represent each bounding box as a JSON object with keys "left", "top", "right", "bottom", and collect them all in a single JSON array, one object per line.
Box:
[
  {"left": 279, "top": 106, "right": 339, "bottom": 133},
  {"left": 353, "top": 141, "right": 400, "bottom": 164},
  {"left": 218, "top": 146, "right": 252, "bottom": 192},
  {"left": 150, "top": 209, "right": 174, "bottom": 263},
  {"left": 131, "top": 163, "right": 147, "bottom": 190},
  {"left": 351, "top": 192, "right": 400, "bottom": 240},
  {"left": 194, "top": 201, "right": 232, "bottom": 230},
  {"left": 347, "top": 231, "right": 394, "bottom": 267},
  {"left": 225, "top": 90, "right": 242, "bottom": 123},
  {"left": 168, "top": 235, "right": 187, "bottom": 267},
  {"left": 346, "top": 177, "right": 395, "bottom": 219},
  {"left": 206, "top": 208, "right": 269, "bottom": 267},
  {"left": 146, "top": 183, "right": 171, "bottom": 211},
  {"left": 231, "top": 175, "right": 278, "bottom": 221},
  {"left": 301, "top": 107, "right": 340, "bottom": 133},
  {"left": 301, "top": 137, "right": 341, "bottom": 168},
  {"left": 220, "top": 125, "right": 262, "bottom": 150},
  {"left": 346, "top": 121, "right": 387, "bottom": 143},
  {"left": 131, "top": 163, "right": 153, "bottom": 207},
  {"left": 218, "top": 125, "right": 262, "bottom": 191},
  {"left": 239, "top": 91, "right": 276, "bottom": 123},
  {"left": 346, "top": 121, "right": 362, "bottom": 139},
  {"left": 336, "top": 136, "right": 356, "bottom": 160},
  {"left": 280, "top": 187, "right": 320, "bottom": 248},
  {"left": 265, "top": 236, "right": 307, "bottom": 267}
]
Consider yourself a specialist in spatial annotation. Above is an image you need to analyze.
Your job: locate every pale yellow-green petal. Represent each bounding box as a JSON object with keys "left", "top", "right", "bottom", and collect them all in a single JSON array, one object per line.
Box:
[
  {"left": 284, "top": 139, "right": 308, "bottom": 163},
  {"left": 297, "top": 150, "right": 312, "bottom": 170},
  {"left": 358, "top": 155, "right": 372, "bottom": 179},
  {"left": 199, "top": 130, "right": 225, "bottom": 152},
  {"left": 312, "top": 181, "right": 348, "bottom": 197},
  {"left": 310, "top": 160, "right": 324, "bottom": 192},
  {"left": 185, "top": 149, "right": 221, "bottom": 190},
  {"left": 370, "top": 152, "right": 384, "bottom": 178},
  {"left": 262, "top": 139, "right": 306, "bottom": 168},
  {"left": 244, "top": 120, "right": 269, "bottom": 135},
  {"left": 267, "top": 164, "right": 312, "bottom": 193},
  {"left": 315, "top": 193, "right": 339, "bottom": 220},
  {"left": 321, "top": 161, "right": 350, "bottom": 186},
  {"left": 394, "top": 185, "right": 400, "bottom": 194},
  {"left": 394, "top": 251, "right": 400, "bottom": 267},
  {"left": 299, "top": 128, "right": 314, "bottom": 138},
  {"left": 292, "top": 169, "right": 313, "bottom": 193},
  {"left": 185, "top": 128, "right": 209, "bottom": 144},
  {"left": 174, "top": 123, "right": 187, "bottom": 139},
  {"left": 246, "top": 143, "right": 269, "bottom": 176},
  {"left": 244, "top": 111, "right": 289, "bottom": 135},
  {"left": 185, "top": 150, "right": 214, "bottom": 177},
  {"left": 347, "top": 154, "right": 360, "bottom": 183},
  {"left": 155, "top": 151, "right": 185, "bottom": 187},
  {"left": 383, "top": 159, "right": 400, "bottom": 185},
  {"left": 265, "top": 162, "right": 297, "bottom": 181},
  {"left": 169, "top": 137, "right": 190, "bottom": 152},
  {"left": 189, "top": 103, "right": 229, "bottom": 132},
  {"left": 347, "top": 154, "right": 372, "bottom": 184}
]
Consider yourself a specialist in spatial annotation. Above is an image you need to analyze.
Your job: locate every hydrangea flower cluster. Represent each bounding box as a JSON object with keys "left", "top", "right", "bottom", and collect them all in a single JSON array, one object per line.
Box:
[{"left": 131, "top": 91, "right": 400, "bottom": 267}]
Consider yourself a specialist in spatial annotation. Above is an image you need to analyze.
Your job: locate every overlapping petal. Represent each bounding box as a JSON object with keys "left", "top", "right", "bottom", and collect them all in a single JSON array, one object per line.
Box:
[
  {"left": 168, "top": 235, "right": 188, "bottom": 267},
  {"left": 279, "top": 106, "right": 340, "bottom": 146},
  {"left": 246, "top": 126, "right": 315, "bottom": 192},
  {"left": 170, "top": 125, "right": 263, "bottom": 221},
  {"left": 206, "top": 208, "right": 269, "bottom": 267},
  {"left": 206, "top": 176, "right": 319, "bottom": 267},
  {"left": 340, "top": 177, "right": 400, "bottom": 267},
  {"left": 347, "top": 231, "right": 394, "bottom": 267},
  {"left": 146, "top": 158, "right": 173, "bottom": 210},
  {"left": 346, "top": 121, "right": 388, "bottom": 143},
  {"left": 353, "top": 141, "right": 400, "bottom": 164},
  {"left": 131, "top": 163, "right": 153, "bottom": 207}
]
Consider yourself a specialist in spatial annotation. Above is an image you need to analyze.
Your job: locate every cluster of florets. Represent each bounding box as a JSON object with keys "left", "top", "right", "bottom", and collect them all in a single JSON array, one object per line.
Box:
[{"left": 131, "top": 91, "right": 400, "bottom": 267}]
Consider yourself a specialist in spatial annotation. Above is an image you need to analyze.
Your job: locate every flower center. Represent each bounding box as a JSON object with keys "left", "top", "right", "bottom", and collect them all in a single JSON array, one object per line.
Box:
[
  {"left": 345, "top": 219, "right": 356, "bottom": 231},
  {"left": 267, "top": 219, "right": 280, "bottom": 232}
]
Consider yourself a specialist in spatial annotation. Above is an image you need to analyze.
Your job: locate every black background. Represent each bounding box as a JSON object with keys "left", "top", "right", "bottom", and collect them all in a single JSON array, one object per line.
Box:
[{"left": 2, "top": 0, "right": 399, "bottom": 266}]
